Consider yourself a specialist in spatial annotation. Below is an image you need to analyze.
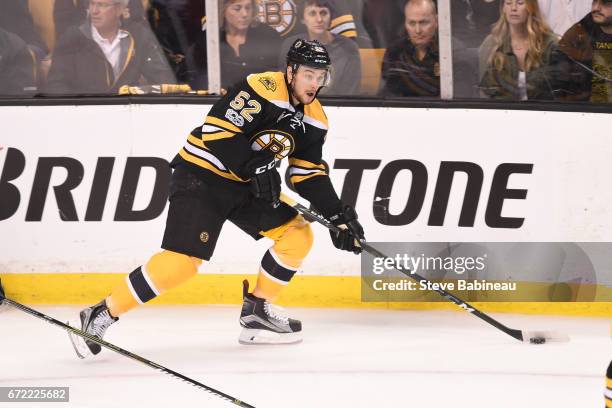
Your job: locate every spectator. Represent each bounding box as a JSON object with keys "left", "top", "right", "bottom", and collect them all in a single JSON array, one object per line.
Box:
[
  {"left": 54, "top": 0, "right": 147, "bottom": 40},
  {"left": 538, "top": 0, "right": 592, "bottom": 36},
  {"left": 553, "top": 0, "right": 612, "bottom": 103},
  {"left": 46, "top": 0, "right": 175, "bottom": 95},
  {"left": 258, "top": 0, "right": 364, "bottom": 43},
  {"left": 189, "top": 0, "right": 281, "bottom": 90},
  {"left": 479, "top": 0, "right": 558, "bottom": 100},
  {"left": 0, "top": 0, "right": 49, "bottom": 61},
  {"left": 0, "top": 27, "right": 37, "bottom": 96},
  {"left": 279, "top": 0, "right": 361, "bottom": 95},
  {"left": 379, "top": 0, "right": 440, "bottom": 98},
  {"left": 195, "top": 1, "right": 368, "bottom": 45}
]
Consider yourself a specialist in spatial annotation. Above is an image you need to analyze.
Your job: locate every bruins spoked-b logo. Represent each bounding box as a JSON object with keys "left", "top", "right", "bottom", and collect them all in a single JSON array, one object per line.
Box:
[
  {"left": 257, "top": 0, "right": 297, "bottom": 36},
  {"left": 250, "top": 130, "right": 295, "bottom": 160}
]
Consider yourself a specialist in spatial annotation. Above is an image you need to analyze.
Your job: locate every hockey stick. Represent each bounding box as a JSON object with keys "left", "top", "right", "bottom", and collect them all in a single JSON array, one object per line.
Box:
[
  {"left": 280, "top": 193, "right": 569, "bottom": 345},
  {"left": 0, "top": 295, "right": 256, "bottom": 408}
]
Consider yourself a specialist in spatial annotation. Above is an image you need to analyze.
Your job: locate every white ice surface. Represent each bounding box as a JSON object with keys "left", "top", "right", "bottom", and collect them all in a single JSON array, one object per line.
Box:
[{"left": 0, "top": 305, "right": 610, "bottom": 408}]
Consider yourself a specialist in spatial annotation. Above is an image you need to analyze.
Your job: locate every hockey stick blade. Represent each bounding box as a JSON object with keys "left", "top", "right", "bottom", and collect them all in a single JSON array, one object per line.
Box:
[
  {"left": 67, "top": 323, "right": 91, "bottom": 359},
  {"left": 280, "top": 193, "right": 570, "bottom": 345},
  {"left": 2, "top": 298, "right": 256, "bottom": 408}
]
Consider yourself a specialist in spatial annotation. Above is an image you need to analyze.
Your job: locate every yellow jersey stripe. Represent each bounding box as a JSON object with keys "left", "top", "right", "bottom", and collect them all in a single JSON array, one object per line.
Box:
[
  {"left": 331, "top": 14, "right": 354, "bottom": 26},
  {"left": 202, "top": 130, "right": 236, "bottom": 142},
  {"left": 289, "top": 158, "right": 325, "bottom": 170},
  {"left": 187, "top": 134, "right": 204, "bottom": 148},
  {"left": 290, "top": 173, "right": 325, "bottom": 184},
  {"left": 607, "top": 377, "right": 612, "bottom": 388},
  {"left": 205, "top": 115, "right": 242, "bottom": 133},
  {"left": 303, "top": 100, "right": 329, "bottom": 129},
  {"left": 178, "top": 149, "right": 244, "bottom": 182},
  {"left": 342, "top": 29, "right": 357, "bottom": 38}
]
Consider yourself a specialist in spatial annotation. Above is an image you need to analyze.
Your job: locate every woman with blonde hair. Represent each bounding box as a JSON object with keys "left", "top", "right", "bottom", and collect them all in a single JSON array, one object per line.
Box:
[
  {"left": 189, "top": 0, "right": 281, "bottom": 89},
  {"left": 479, "top": 0, "right": 558, "bottom": 100}
]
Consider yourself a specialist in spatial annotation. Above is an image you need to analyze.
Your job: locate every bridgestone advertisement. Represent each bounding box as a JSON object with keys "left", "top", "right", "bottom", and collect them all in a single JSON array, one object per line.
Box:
[{"left": 1, "top": 105, "right": 612, "bottom": 289}]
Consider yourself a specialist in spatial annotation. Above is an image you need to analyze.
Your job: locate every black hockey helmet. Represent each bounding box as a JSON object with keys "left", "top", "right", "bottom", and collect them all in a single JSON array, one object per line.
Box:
[
  {"left": 286, "top": 39, "right": 332, "bottom": 69},
  {"left": 286, "top": 39, "right": 332, "bottom": 91}
]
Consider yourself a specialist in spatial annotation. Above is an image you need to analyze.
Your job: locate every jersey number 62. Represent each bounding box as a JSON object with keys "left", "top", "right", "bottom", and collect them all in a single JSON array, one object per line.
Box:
[{"left": 225, "top": 91, "right": 262, "bottom": 127}]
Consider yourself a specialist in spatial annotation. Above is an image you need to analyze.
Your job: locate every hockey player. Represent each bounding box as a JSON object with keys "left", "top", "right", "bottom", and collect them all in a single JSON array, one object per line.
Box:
[{"left": 69, "top": 39, "right": 365, "bottom": 357}]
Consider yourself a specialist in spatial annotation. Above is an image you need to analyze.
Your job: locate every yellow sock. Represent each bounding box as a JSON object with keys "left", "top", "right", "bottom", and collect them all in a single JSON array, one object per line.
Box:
[
  {"left": 253, "top": 215, "right": 313, "bottom": 301},
  {"left": 106, "top": 250, "right": 202, "bottom": 317}
]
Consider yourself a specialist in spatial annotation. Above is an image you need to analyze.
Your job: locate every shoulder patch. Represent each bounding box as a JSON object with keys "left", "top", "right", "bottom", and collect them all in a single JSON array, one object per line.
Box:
[
  {"left": 258, "top": 75, "right": 277, "bottom": 92},
  {"left": 247, "top": 71, "right": 291, "bottom": 110}
]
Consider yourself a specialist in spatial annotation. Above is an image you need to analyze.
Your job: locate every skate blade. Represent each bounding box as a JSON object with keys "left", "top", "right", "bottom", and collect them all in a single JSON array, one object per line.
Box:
[
  {"left": 67, "top": 321, "right": 92, "bottom": 359},
  {"left": 238, "top": 328, "right": 302, "bottom": 345}
]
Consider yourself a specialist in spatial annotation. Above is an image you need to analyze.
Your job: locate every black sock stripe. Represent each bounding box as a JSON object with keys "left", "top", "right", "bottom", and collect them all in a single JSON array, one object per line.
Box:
[
  {"left": 261, "top": 250, "right": 297, "bottom": 283},
  {"left": 129, "top": 267, "right": 157, "bottom": 303}
]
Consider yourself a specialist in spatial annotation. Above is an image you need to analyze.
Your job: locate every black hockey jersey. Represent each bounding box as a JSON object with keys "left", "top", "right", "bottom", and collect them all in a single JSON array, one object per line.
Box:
[{"left": 173, "top": 71, "right": 343, "bottom": 217}]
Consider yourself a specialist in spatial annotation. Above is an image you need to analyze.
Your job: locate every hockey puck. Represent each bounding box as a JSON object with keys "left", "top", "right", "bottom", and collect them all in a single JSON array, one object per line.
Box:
[{"left": 529, "top": 337, "right": 546, "bottom": 344}]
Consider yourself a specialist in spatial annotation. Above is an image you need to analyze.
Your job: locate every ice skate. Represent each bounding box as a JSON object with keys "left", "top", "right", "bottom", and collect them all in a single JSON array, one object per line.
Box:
[
  {"left": 68, "top": 300, "right": 118, "bottom": 358},
  {"left": 239, "top": 280, "right": 302, "bottom": 345}
]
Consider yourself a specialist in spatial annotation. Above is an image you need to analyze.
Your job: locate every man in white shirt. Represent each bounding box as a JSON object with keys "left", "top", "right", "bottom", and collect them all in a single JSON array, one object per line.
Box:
[
  {"left": 538, "top": 0, "right": 593, "bottom": 36},
  {"left": 89, "top": 0, "right": 131, "bottom": 78},
  {"left": 47, "top": 0, "right": 175, "bottom": 94}
]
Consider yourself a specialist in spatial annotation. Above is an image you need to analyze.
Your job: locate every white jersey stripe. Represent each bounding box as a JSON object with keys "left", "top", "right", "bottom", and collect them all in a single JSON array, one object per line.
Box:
[
  {"left": 202, "top": 124, "right": 226, "bottom": 133},
  {"left": 183, "top": 143, "right": 228, "bottom": 171},
  {"left": 271, "top": 100, "right": 295, "bottom": 112},
  {"left": 289, "top": 167, "right": 323, "bottom": 176},
  {"left": 331, "top": 22, "right": 356, "bottom": 35},
  {"left": 303, "top": 115, "right": 328, "bottom": 130}
]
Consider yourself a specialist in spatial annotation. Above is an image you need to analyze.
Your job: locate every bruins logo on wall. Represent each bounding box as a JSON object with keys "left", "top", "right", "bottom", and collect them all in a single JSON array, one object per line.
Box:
[
  {"left": 250, "top": 130, "right": 295, "bottom": 159},
  {"left": 257, "top": 0, "right": 297, "bottom": 36}
]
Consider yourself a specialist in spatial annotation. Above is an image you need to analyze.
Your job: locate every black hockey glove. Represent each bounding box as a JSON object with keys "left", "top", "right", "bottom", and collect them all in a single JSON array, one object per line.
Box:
[
  {"left": 243, "top": 154, "right": 281, "bottom": 208},
  {"left": 329, "top": 205, "right": 365, "bottom": 254}
]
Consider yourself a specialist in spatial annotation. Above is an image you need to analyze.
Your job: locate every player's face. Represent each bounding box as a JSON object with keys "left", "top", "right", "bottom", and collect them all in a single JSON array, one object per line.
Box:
[
  {"left": 503, "top": 0, "right": 529, "bottom": 26},
  {"left": 288, "top": 65, "right": 329, "bottom": 105},
  {"left": 88, "top": 0, "right": 124, "bottom": 32},
  {"left": 224, "top": 0, "right": 254, "bottom": 32},
  {"left": 592, "top": 0, "right": 612, "bottom": 27},
  {"left": 302, "top": 5, "right": 332, "bottom": 36},
  {"left": 404, "top": 1, "right": 438, "bottom": 48}
]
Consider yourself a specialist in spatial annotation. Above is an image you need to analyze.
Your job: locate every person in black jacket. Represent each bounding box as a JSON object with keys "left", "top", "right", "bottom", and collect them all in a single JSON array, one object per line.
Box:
[
  {"left": 54, "top": 0, "right": 147, "bottom": 40},
  {"left": 188, "top": 0, "right": 282, "bottom": 89},
  {"left": 0, "top": 27, "right": 37, "bottom": 96},
  {"left": 0, "top": 0, "right": 48, "bottom": 61},
  {"left": 553, "top": 0, "right": 612, "bottom": 103},
  {"left": 46, "top": 0, "right": 175, "bottom": 95},
  {"left": 379, "top": 0, "right": 440, "bottom": 97}
]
